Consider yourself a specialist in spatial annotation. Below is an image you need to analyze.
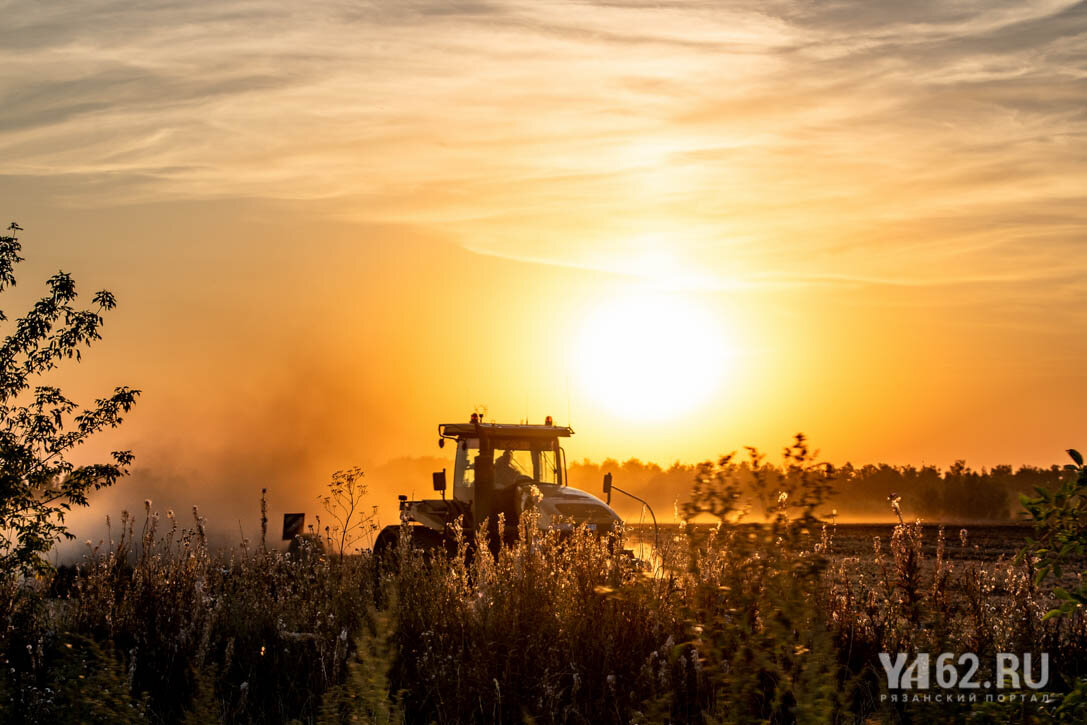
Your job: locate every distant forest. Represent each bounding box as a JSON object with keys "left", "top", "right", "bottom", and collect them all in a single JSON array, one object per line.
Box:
[
  {"left": 568, "top": 457, "right": 1075, "bottom": 523},
  {"left": 368, "top": 454, "right": 1074, "bottom": 525}
]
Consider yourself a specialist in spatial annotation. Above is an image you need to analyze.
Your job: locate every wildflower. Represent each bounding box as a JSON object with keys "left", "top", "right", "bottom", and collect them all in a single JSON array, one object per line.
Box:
[{"left": 888, "top": 493, "right": 902, "bottom": 521}]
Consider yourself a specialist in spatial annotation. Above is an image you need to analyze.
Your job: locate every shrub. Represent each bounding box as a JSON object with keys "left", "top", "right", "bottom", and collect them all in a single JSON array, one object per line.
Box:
[{"left": 0, "top": 222, "right": 139, "bottom": 579}]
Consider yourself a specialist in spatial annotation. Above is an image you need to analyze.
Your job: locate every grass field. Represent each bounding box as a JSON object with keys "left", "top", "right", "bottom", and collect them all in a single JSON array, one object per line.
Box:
[{"left": 3, "top": 507, "right": 1085, "bottom": 724}]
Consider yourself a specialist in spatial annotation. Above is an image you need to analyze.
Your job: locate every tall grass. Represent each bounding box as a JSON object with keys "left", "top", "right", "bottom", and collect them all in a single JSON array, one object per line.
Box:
[
  {"left": 2, "top": 504, "right": 370, "bottom": 723},
  {"left": 2, "top": 448, "right": 1085, "bottom": 723}
]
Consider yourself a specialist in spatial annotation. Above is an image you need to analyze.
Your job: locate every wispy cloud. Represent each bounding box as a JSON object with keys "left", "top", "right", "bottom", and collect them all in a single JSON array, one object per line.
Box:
[{"left": 1, "top": 0, "right": 1083, "bottom": 290}]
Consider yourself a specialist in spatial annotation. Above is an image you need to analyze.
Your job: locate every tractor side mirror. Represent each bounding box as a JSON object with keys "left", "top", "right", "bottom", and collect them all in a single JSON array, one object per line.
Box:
[
  {"left": 603, "top": 472, "right": 612, "bottom": 505},
  {"left": 433, "top": 469, "right": 447, "bottom": 495}
]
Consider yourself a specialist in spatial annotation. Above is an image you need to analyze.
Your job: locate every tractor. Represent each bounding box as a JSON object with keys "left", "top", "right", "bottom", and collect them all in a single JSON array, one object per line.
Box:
[{"left": 372, "top": 414, "right": 628, "bottom": 561}]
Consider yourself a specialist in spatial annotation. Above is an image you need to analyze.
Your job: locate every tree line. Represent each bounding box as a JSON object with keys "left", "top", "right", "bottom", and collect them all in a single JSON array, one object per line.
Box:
[{"left": 570, "top": 456, "right": 1075, "bottom": 523}]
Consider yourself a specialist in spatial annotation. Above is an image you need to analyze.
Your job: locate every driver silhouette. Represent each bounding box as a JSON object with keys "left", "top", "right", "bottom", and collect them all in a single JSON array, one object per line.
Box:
[{"left": 494, "top": 449, "right": 521, "bottom": 488}]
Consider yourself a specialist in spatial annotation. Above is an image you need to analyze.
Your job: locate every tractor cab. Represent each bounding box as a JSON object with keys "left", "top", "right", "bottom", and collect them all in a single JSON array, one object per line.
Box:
[{"left": 444, "top": 417, "right": 569, "bottom": 503}]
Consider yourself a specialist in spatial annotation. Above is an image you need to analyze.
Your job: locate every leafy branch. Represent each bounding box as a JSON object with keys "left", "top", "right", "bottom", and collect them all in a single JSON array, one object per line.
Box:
[
  {"left": 1018, "top": 448, "right": 1086, "bottom": 620},
  {"left": 0, "top": 222, "right": 140, "bottom": 577}
]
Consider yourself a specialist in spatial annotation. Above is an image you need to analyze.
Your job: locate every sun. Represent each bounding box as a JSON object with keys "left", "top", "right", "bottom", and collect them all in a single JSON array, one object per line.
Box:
[{"left": 572, "top": 291, "right": 731, "bottom": 420}]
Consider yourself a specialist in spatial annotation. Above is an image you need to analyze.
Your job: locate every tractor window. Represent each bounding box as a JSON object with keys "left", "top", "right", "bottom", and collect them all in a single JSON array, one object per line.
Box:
[
  {"left": 454, "top": 438, "right": 479, "bottom": 493},
  {"left": 495, "top": 441, "right": 560, "bottom": 487},
  {"left": 493, "top": 447, "right": 533, "bottom": 487},
  {"left": 453, "top": 437, "right": 561, "bottom": 492},
  {"left": 535, "top": 447, "right": 561, "bottom": 485}
]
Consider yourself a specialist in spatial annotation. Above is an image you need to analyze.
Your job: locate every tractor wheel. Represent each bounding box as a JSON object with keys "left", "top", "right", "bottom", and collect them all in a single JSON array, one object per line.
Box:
[
  {"left": 372, "top": 525, "right": 400, "bottom": 569},
  {"left": 371, "top": 525, "right": 472, "bottom": 607},
  {"left": 372, "top": 524, "right": 451, "bottom": 576},
  {"left": 407, "top": 525, "right": 451, "bottom": 555}
]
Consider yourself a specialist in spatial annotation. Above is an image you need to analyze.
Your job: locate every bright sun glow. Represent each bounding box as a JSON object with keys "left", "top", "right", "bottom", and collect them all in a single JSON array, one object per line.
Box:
[{"left": 573, "top": 292, "right": 731, "bottom": 420}]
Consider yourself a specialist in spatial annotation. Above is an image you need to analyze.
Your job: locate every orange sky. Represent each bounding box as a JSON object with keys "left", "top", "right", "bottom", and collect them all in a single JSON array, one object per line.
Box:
[{"left": 1, "top": 1, "right": 1084, "bottom": 538}]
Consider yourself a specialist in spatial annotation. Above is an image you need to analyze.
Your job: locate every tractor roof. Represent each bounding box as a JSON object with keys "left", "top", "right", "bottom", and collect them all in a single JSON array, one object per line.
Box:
[{"left": 439, "top": 422, "right": 573, "bottom": 439}]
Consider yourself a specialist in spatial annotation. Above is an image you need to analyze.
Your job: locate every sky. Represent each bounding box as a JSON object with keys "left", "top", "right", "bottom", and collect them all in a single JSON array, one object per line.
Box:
[{"left": 1, "top": 1, "right": 1084, "bottom": 536}]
